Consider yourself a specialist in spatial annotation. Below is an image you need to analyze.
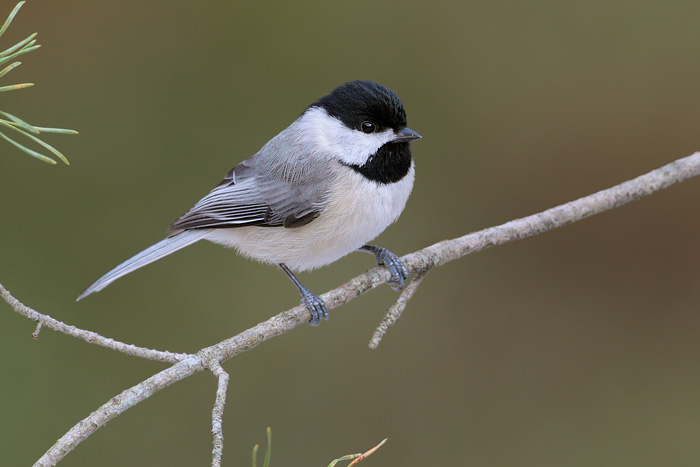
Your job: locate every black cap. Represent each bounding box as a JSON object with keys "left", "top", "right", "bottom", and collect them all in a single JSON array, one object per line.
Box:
[{"left": 310, "top": 80, "right": 408, "bottom": 132}]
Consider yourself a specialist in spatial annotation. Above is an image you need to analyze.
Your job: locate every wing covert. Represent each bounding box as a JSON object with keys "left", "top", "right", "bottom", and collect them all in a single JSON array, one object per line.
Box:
[{"left": 167, "top": 160, "right": 326, "bottom": 233}]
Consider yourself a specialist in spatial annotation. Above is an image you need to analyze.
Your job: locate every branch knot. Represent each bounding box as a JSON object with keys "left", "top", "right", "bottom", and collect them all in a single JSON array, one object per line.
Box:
[{"left": 197, "top": 348, "right": 223, "bottom": 371}]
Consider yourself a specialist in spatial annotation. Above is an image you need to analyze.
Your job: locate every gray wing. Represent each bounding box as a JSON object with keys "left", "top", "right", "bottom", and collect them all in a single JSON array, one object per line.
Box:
[{"left": 168, "top": 158, "right": 326, "bottom": 233}]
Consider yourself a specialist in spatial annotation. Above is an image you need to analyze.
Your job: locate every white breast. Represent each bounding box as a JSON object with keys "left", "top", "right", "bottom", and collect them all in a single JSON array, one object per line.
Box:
[{"left": 205, "top": 163, "right": 415, "bottom": 271}]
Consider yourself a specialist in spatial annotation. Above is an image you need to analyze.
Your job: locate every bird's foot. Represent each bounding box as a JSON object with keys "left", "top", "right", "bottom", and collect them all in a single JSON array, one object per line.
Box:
[
  {"left": 300, "top": 286, "right": 329, "bottom": 326},
  {"left": 371, "top": 247, "right": 408, "bottom": 291}
]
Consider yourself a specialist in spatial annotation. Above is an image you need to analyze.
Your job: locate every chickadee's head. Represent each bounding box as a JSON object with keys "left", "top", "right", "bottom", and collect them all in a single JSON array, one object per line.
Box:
[{"left": 300, "top": 81, "right": 421, "bottom": 182}]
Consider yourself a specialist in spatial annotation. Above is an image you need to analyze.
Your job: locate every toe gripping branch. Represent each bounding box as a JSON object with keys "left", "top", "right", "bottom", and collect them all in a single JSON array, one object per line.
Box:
[
  {"left": 278, "top": 245, "right": 408, "bottom": 327},
  {"left": 278, "top": 263, "right": 329, "bottom": 326},
  {"left": 359, "top": 245, "right": 408, "bottom": 291}
]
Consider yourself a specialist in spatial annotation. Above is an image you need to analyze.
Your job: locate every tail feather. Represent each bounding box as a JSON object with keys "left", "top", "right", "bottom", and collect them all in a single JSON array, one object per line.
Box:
[{"left": 77, "top": 230, "right": 210, "bottom": 301}]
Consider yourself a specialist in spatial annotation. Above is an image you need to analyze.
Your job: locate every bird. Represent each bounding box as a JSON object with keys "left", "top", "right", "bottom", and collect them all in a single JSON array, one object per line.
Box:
[{"left": 78, "top": 80, "right": 421, "bottom": 325}]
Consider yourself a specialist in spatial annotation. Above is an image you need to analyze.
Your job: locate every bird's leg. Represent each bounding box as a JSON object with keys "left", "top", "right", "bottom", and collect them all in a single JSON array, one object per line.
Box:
[
  {"left": 358, "top": 245, "right": 408, "bottom": 291},
  {"left": 278, "top": 263, "right": 329, "bottom": 326}
]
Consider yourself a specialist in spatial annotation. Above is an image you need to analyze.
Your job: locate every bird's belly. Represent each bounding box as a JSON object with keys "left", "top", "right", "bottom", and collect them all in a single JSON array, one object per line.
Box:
[{"left": 206, "top": 165, "right": 414, "bottom": 270}]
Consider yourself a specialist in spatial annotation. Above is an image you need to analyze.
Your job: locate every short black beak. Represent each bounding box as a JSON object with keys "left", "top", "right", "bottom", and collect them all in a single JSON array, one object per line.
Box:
[{"left": 393, "top": 127, "right": 422, "bottom": 143}]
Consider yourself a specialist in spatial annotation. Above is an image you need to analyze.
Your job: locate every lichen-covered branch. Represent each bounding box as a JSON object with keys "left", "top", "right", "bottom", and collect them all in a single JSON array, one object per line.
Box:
[
  {"left": 3, "top": 152, "right": 698, "bottom": 466},
  {"left": 369, "top": 269, "right": 430, "bottom": 349},
  {"left": 0, "top": 283, "right": 191, "bottom": 363},
  {"left": 210, "top": 362, "right": 229, "bottom": 467}
]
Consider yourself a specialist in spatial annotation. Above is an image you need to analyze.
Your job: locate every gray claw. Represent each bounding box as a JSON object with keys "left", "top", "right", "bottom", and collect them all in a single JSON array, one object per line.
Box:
[
  {"left": 300, "top": 286, "right": 329, "bottom": 326},
  {"left": 375, "top": 248, "right": 408, "bottom": 291}
]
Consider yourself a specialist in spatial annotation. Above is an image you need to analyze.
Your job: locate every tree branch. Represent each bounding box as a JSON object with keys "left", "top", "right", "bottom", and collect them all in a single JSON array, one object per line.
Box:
[
  {"left": 4, "top": 152, "right": 698, "bottom": 466},
  {"left": 0, "top": 283, "right": 192, "bottom": 363},
  {"left": 209, "top": 361, "right": 229, "bottom": 467},
  {"left": 369, "top": 269, "right": 430, "bottom": 349}
]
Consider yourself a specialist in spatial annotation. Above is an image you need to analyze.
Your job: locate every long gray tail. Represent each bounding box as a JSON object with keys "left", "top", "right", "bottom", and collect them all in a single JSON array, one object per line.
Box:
[{"left": 77, "top": 230, "right": 210, "bottom": 301}]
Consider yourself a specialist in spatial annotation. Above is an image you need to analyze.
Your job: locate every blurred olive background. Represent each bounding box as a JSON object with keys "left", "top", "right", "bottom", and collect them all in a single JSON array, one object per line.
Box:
[{"left": 2, "top": 0, "right": 700, "bottom": 465}]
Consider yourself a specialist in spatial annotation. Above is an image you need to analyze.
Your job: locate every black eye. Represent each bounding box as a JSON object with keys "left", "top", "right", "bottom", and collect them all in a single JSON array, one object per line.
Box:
[{"left": 361, "top": 121, "right": 376, "bottom": 134}]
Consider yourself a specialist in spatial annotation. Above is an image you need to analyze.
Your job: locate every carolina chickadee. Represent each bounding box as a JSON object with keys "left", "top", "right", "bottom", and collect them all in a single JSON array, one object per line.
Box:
[{"left": 78, "top": 80, "right": 421, "bottom": 325}]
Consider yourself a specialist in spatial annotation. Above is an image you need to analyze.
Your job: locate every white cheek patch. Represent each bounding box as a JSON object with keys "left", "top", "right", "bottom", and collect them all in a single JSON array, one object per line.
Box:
[{"left": 298, "top": 107, "right": 396, "bottom": 167}]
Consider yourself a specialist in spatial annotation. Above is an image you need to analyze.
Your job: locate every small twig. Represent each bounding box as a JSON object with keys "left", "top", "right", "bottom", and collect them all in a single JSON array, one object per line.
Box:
[
  {"left": 0, "top": 282, "right": 192, "bottom": 363},
  {"left": 32, "top": 321, "right": 42, "bottom": 339},
  {"left": 5, "top": 152, "right": 700, "bottom": 466},
  {"left": 327, "top": 438, "right": 388, "bottom": 467},
  {"left": 348, "top": 438, "right": 387, "bottom": 466},
  {"left": 210, "top": 361, "right": 229, "bottom": 467},
  {"left": 369, "top": 270, "right": 430, "bottom": 349}
]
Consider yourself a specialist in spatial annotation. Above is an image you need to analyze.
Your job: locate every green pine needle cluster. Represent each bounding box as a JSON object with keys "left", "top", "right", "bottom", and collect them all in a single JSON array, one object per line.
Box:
[
  {"left": 0, "top": 1, "right": 77, "bottom": 165},
  {"left": 251, "top": 427, "right": 272, "bottom": 467}
]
